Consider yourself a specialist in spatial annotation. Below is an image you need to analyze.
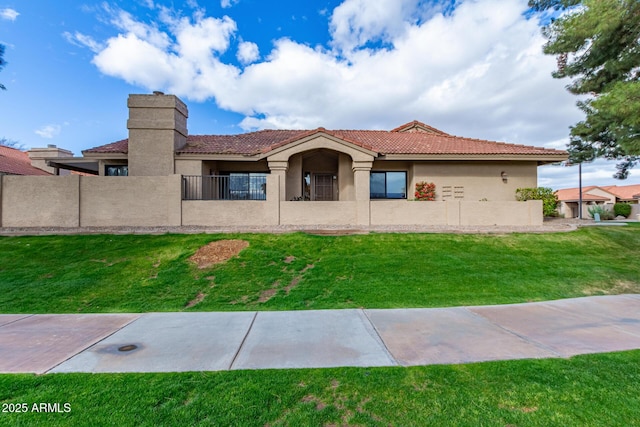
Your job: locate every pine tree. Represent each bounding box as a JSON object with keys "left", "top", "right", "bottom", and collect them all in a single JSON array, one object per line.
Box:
[
  {"left": 531, "top": 0, "right": 640, "bottom": 178},
  {"left": 0, "top": 44, "right": 6, "bottom": 90}
]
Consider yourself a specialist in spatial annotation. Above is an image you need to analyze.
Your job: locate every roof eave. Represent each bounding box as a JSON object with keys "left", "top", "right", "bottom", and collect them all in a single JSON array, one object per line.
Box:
[
  {"left": 82, "top": 152, "right": 128, "bottom": 159},
  {"left": 378, "top": 154, "right": 569, "bottom": 162},
  {"left": 257, "top": 131, "right": 378, "bottom": 160},
  {"left": 46, "top": 157, "right": 100, "bottom": 174},
  {"left": 175, "top": 153, "right": 262, "bottom": 161}
]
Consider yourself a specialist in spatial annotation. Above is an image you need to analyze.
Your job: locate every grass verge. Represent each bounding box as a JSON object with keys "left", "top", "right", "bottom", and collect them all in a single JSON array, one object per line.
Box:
[
  {"left": 1, "top": 350, "right": 639, "bottom": 426},
  {"left": 0, "top": 225, "right": 639, "bottom": 313}
]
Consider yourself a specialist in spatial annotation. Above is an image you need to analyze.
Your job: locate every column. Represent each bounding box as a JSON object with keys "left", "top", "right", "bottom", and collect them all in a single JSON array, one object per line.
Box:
[
  {"left": 268, "top": 160, "right": 288, "bottom": 202},
  {"left": 352, "top": 161, "right": 372, "bottom": 226}
]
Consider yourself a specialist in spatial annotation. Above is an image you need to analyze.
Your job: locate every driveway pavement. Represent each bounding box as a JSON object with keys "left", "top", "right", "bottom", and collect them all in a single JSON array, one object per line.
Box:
[{"left": 1, "top": 295, "right": 639, "bottom": 374}]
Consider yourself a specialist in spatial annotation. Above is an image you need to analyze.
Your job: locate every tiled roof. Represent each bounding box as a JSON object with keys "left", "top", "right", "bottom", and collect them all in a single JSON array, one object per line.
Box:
[
  {"left": 82, "top": 139, "right": 128, "bottom": 154},
  {"left": 182, "top": 130, "right": 310, "bottom": 155},
  {"left": 601, "top": 184, "right": 640, "bottom": 201},
  {"left": 84, "top": 123, "right": 567, "bottom": 158},
  {"left": 390, "top": 120, "right": 449, "bottom": 135},
  {"left": 0, "top": 145, "right": 51, "bottom": 176},
  {"left": 555, "top": 184, "right": 640, "bottom": 202},
  {"left": 555, "top": 187, "right": 611, "bottom": 202}
]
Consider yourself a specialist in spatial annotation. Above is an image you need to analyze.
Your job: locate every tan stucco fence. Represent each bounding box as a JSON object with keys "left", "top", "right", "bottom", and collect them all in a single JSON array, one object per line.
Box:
[{"left": 0, "top": 175, "right": 542, "bottom": 228}]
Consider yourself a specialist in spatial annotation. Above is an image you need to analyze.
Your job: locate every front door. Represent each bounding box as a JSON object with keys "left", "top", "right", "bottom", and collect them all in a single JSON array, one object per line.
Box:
[{"left": 314, "top": 174, "right": 334, "bottom": 201}]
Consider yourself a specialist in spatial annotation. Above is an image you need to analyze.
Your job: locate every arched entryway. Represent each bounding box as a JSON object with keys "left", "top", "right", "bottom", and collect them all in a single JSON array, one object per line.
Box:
[
  {"left": 301, "top": 149, "right": 340, "bottom": 201},
  {"left": 266, "top": 133, "right": 376, "bottom": 202}
]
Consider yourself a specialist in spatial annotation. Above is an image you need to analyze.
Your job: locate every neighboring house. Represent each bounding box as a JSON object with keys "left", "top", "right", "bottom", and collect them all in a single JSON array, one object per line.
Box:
[
  {"left": 602, "top": 184, "right": 640, "bottom": 204},
  {"left": 556, "top": 184, "right": 640, "bottom": 218},
  {"left": 0, "top": 144, "right": 74, "bottom": 176},
  {"left": 0, "top": 93, "right": 568, "bottom": 228},
  {"left": 1, "top": 144, "right": 51, "bottom": 176}
]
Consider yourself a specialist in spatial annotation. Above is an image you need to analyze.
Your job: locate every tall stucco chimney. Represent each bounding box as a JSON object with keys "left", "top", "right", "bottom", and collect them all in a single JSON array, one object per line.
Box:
[{"left": 127, "top": 92, "right": 188, "bottom": 176}]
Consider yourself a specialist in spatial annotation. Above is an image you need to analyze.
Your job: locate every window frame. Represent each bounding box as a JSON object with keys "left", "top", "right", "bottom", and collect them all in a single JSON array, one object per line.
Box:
[
  {"left": 105, "top": 165, "right": 128, "bottom": 176},
  {"left": 370, "top": 171, "right": 407, "bottom": 199},
  {"left": 218, "top": 171, "right": 268, "bottom": 200}
]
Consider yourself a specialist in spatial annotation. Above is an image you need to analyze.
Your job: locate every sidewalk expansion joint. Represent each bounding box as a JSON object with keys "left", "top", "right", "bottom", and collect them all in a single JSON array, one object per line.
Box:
[
  {"left": 462, "top": 307, "right": 563, "bottom": 358},
  {"left": 228, "top": 311, "right": 258, "bottom": 370},
  {"left": 0, "top": 314, "right": 36, "bottom": 328},
  {"left": 361, "top": 309, "right": 399, "bottom": 366},
  {"left": 43, "top": 314, "right": 143, "bottom": 374}
]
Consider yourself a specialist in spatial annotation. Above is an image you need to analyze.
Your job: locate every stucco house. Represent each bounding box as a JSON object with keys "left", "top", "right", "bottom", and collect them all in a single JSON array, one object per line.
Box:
[
  {"left": 0, "top": 93, "right": 567, "bottom": 228},
  {"left": 0, "top": 144, "right": 75, "bottom": 177},
  {"left": 556, "top": 184, "right": 640, "bottom": 218}
]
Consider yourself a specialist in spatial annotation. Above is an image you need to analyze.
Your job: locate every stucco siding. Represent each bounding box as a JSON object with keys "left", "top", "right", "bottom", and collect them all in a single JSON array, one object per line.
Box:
[
  {"left": 459, "top": 200, "right": 542, "bottom": 226},
  {"left": 370, "top": 200, "right": 542, "bottom": 226},
  {"left": 370, "top": 200, "right": 449, "bottom": 225},
  {"left": 410, "top": 161, "right": 537, "bottom": 201},
  {"left": 79, "top": 175, "right": 182, "bottom": 227},
  {"left": 0, "top": 175, "right": 544, "bottom": 228},
  {"left": 280, "top": 201, "right": 358, "bottom": 225},
  {"left": 182, "top": 200, "right": 278, "bottom": 226},
  {"left": 1, "top": 175, "right": 80, "bottom": 227}
]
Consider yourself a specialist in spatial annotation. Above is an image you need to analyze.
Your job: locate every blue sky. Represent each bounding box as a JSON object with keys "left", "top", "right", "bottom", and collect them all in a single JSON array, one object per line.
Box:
[{"left": 0, "top": 0, "right": 637, "bottom": 189}]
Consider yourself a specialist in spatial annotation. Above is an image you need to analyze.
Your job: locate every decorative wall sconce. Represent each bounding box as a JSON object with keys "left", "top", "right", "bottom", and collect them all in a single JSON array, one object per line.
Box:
[{"left": 501, "top": 171, "right": 508, "bottom": 183}]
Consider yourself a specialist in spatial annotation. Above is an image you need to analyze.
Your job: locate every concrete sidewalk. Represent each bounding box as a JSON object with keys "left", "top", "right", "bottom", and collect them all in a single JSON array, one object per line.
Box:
[{"left": 1, "top": 295, "right": 639, "bottom": 374}]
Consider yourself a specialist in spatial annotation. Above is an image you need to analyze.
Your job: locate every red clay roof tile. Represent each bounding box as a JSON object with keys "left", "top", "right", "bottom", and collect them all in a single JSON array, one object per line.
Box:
[
  {"left": 555, "top": 187, "right": 611, "bottom": 202},
  {"left": 82, "top": 139, "right": 128, "bottom": 154},
  {"left": 0, "top": 145, "right": 51, "bottom": 176},
  {"left": 390, "top": 120, "right": 449, "bottom": 135},
  {"left": 84, "top": 123, "right": 567, "bottom": 158},
  {"left": 600, "top": 184, "right": 640, "bottom": 201}
]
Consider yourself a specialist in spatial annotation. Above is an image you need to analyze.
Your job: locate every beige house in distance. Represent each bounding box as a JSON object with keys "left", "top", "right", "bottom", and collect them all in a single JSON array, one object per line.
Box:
[
  {"left": 0, "top": 144, "right": 72, "bottom": 176},
  {"left": 0, "top": 93, "right": 567, "bottom": 228},
  {"left": 556, "top": 184, "right": 640, "bottom": 219}
]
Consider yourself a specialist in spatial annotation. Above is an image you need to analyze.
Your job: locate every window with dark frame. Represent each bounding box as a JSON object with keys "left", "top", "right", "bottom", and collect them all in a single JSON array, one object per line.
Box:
[
  {"left": 219, "top": 172, "right": 268, "bottom": 200},
  {"left": 370, "top": 171, "right": 407, "bottom": 199},
  {"left": 105, "top": 165, "right": 128, "bottom": 176}
]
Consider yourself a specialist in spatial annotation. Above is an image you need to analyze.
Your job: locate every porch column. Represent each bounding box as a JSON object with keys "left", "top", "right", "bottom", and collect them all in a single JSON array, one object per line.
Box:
[
  {"left": 268, "top": 161, "right": 288, "bottom": 202},
  {"left": 353, "top": 161, "right": 373, "bottom": 226}
]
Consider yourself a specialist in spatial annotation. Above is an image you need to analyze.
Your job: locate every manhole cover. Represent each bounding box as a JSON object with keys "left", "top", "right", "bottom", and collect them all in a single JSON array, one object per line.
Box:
[{"left": 118, "top": 344, "right": 138, "bottom": 352}]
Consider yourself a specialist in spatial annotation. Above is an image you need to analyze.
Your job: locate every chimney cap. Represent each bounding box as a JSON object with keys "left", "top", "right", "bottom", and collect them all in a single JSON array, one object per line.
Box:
[{"left": 153, "top": 91, "right": 165, "bottom": 96}]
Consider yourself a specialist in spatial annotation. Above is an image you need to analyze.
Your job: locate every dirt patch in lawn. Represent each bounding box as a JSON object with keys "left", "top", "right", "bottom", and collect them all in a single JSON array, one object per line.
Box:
[
  {"left": 583, "top": 280, "right": 640, "bottom": 296},
  {"left": 185, "top": 292, "right": 206, "bottom": 308},
  {"left": 189, "top": 240, "right": 249, "bottom": 269}
]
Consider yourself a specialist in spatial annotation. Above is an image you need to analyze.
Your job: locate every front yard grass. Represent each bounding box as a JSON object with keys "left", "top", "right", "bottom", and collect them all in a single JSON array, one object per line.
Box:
[
  {"left": 2, "top": 226, "right": 639, "bottom": 426},
  {"left": 1, "top": 350, "right": 639, "bottom": 426},
  {"left": 0, "top": 225, "right": 639, "bottom": 313}
]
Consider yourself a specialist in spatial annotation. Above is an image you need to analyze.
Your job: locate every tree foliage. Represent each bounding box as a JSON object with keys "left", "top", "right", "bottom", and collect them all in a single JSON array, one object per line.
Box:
[
  {"left": 532, "top": 0, "right": 640, "bottom": 178},
  {"left": 515, "top": 187, "right": 559, "bottom": 217},
  {"left": 0, "top": 137, "right": 22, "bottom": 149},
  {"left": 614, "top": 202, "right": 632, "bottom": 218},
  {"left": 0, "top": 44, "right": 6, "bottom": 90},
  {"left": 529, "top": 0, "right": 580, "bottom": 11}
]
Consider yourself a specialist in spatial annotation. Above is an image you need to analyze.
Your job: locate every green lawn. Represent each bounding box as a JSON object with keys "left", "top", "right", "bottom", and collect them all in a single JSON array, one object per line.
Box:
[
  {"left": 1, "top": 350, "right": 639, "bottom": 426},
  {"left": 1, "top": 225, "right": 639, "bottom": 313},
  {"left": 2, "top": 226, "right": 639, "bottom": 425}
]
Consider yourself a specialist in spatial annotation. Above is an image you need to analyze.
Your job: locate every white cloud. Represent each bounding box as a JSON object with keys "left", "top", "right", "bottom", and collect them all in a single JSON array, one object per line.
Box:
[
  {"left": 35, "top": 124, "right": 62, "bottom": 139},
  {"left": 329, "top": 0, "right": 420, "bottom": 53},
  {"left": 220, "top": 0, "right": 239, "bottom": 9},
  {"left": 539, "top": 159, "right": 639, "bottom": 190},
  {"left": 109, "top": 8, "right": 171, "bottom": 50},
  {"left": 0, "top": 8, "right": 19, "bottom": 21},
  {"left": 237, "top": 41, "right": 259, "bottom": 65},
  {"left": 63, "top": 31, "right": 104, "bottom": 53},
  {"left": 174, "top": 15, "right": 236, "bottom": 59},
  {"left": 77, "top": 0, "right": 582, "bottom": 149}
]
